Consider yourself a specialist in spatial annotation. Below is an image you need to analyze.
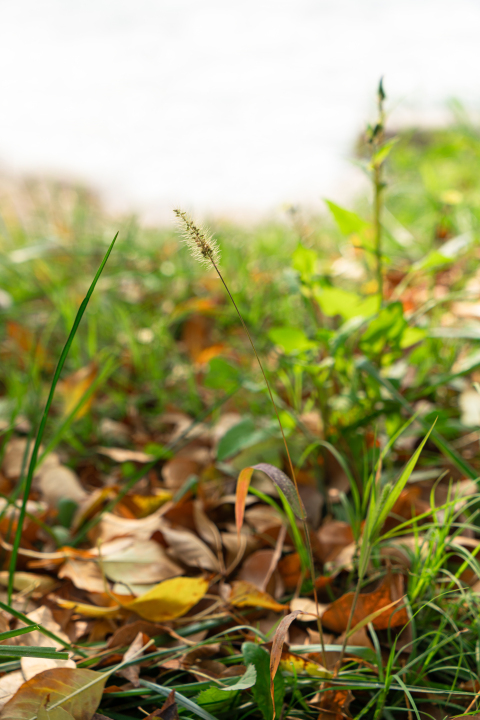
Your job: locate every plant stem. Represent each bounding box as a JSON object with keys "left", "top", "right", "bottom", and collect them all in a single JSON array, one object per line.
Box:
[{"left": 210, "top": 259, "right": 328, "bottom": 666}]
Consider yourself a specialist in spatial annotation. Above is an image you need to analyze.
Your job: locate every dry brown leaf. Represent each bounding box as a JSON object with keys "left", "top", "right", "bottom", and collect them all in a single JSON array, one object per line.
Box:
[
  {"left": 0, "top": 667, "right": 106, "bottom": 720},
  {"left": 316, "top": 520, "right": 354, "bottom": 563},
  {"left": 94, "top": 507, "right": 169, "bottom": 543},
  {"left": 18, "top": 606, "right": 75, "bottom": 682},
  {"left": 160, "top": 525, "right": 221, "bottom": 572},
  {"left": 143, "top": 689, "right": 179, "bottom": 719},
  {"left": 97, "top": 447, "right": 154, "bottom": 463},
  {"left": 317, "top": 684, "right": 354, "bottom": 720},
  {"left": 290, "top": 598, "right": 328, "bottom": 621},
  {"left": 107, "top": 621, "right": 165, "bottom": 648},
  {"left": 322, "top": 573, "right": 408, "bottom": 634},
  {"left": 58, "top": 559, "right": 106, "bottom": 594},
  {"left": 270, "top": 611, "right": 303, "bottom": 713},
  {"left": 118, "top": 631, "right": 146, "bottom": 687},
  {"left": 162, "top": 457, "right": 200, "bottom": 491},
  {"left": 100, "top": 539, "right": 183, "bottom": 585},
  {"left": 193, "top": 501, "right": 222, "bottom": 555},
  {"left": 0, "top": 671, "right": 25, "bottom": 711},
  {"left": 37, "top": 464, "right": 87, "bottom": 507}
]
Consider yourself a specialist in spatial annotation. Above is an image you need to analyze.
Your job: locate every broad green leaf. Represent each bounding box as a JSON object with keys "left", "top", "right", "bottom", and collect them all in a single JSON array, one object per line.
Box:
[
  {"left": 196, "top": 664, "right": 257, "bottom": 708},
  {"left": 220, "top": 664, "right": 257, "bottom": 691},
  {"left": 242, "top": 643, "right": 285, "bottom": 720},
  {"left": 268, "top": 326, "right": 315, "bottom": 354},
  {"left": 325, "top": 200, "right": 369, "bottom": 236},
  {"left": 204, "top": 357, "right": 240, "bottom": 391},
  {"left": 217, "top": 418, "right": 267, "bottom": 461},
  {"left": 360, "top": 302, "right": 406, "bottom": 354},
  {"left": 399, "top": 327, "right": 425, "bottom": 349},
  {"left": 314, "top": 286, "right": 379, "bottom": 321},
  {"left": 0, "top": 668, "right": 106, "bottom": 720}
]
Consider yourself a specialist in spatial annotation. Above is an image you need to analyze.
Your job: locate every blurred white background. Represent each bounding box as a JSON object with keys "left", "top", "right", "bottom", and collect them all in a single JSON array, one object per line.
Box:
[{"left": 0, "top": 0, "right": 479, "bottom": 221}]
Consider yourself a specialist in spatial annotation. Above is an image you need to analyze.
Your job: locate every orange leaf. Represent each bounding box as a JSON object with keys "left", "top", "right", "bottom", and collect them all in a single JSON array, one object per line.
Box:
[
  {"left": 235, "top": 467, "right": 254, "bottom": 535},
  {"left": 229, "top": 580, "right": 285, "bottom": 612},
  {"left": 321, "top": 573, "right": 408, "bottom": 634}
]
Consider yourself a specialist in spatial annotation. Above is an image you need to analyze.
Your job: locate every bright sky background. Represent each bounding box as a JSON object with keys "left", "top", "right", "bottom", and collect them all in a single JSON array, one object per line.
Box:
[{"left": 0, "top": 0, "right": 479, "bottom": 221}]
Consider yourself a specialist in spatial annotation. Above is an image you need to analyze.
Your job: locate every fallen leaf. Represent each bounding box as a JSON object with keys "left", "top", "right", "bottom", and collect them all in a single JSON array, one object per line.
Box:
[
  {"left": 321, "top": 573, "right": 408, "bottom": 633},
  {"left": 94, "top": 507, "right": 170, "bottom": 544},
  {"left": 278, "top": 650, "right": 331, "bottom": 679},
  {"left": 237, "top": 549, "right": 282, "bottom": 595},
  {"left": 229, "top": 581, "right": 285, "bottom": 612},
  {"left": 0, "top": 572, "right": 56, "bottom": 595},
  {"left": 37, "top": 464, "right": 86, "bottom": 507},
  {"left": 317, "top": 684, "right": 354, "bottom": 720},
  {"left": 19, "top": 607, "right": 74, "bottom": 683},
  {"left": 100, "top": 539, "right": 183, "bottom": 585},
  {"left": 106, "top": 621, "right": 165, "bottom": 649},
  {"left": 58, "top": 560, "right": 105, "bottom": 594},
  {"left": 289, "top": 598, "right": 328, "bottom": 620},
  {"left": 160, "top": 525, "right": 220, "bottom": 572},
  {"left": 0, "top": 671, "right": 24, "bottom": 711},
  {"left": 143, "top": 689, "right": 179, "bottom": 719},
  {"left": 118, "top": 631, "right": 146, "bottom": 687},
  {"left": 127, "top": 576, "right": 209, "bottom": 622},
  {"left": 162, "top": 457, "right": 200, "bottom": 491},
  {"left": 97, "top": 447, "right": 154, "bottom": 463},
  {"left": 0, "top": 667, "right": 106, "bottom": 720},
  {"left": 316, "top": 521, "right": 354, "bottom": 563},
  {"left": 270, "top": 611, "right": 303, "bottom": 713}
]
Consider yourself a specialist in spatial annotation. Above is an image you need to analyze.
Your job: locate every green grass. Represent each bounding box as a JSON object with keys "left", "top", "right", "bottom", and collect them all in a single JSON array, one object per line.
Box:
[{"left": 3, "top": 102, "right": 480, "bottom": 718}]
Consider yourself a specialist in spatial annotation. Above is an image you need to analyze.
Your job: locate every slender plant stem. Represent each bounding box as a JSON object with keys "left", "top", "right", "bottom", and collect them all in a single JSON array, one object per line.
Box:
[
  {"left": 7, "top": 233, "right": 118, "bottom": 604},
  {"left": 210, "top": 259, "right": 328, "bottom": 665}
]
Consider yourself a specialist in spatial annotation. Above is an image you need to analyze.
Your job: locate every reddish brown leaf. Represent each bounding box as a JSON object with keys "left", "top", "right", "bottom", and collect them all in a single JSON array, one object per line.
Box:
[
  {"left": 270, "top": 611, "right": 303, "bottom": 713},
  {"left": 321, "top": 573, "right": 408, "bottom": 634},
  {"left": 143, "top": 689, "right": 179, "bottom": 719},
  {"left": 318, "top": 684, "right": 354, "bottom": 720}
]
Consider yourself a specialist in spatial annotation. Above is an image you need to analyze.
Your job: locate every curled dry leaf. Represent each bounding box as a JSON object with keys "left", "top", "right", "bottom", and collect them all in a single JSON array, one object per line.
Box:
[
  {"left": 58, "top": 560, "right": 105, "bottom": 594},
  {"left": 322, "top": 573, "right": 409, "bottom": 634},
  {"left": 118, "top": 631, "right": 147, "bottom": 687},
  {"left": 235, "top": 463, "right": 305, "bottom": 535},
  {"left": 229, "top": 581, "right": 285, "bottom": 612},
  {"left": 0, "top": 667, "right": 106, "bottom": 720},
  {"left": 289, "top": 598, "right": 328, "bottom": 621},
  {"left": 269, "top": 611, "right": 303, "bottom": 713},
  {"left": 93, "top": 507, "right": 169, "bottom": 544},
  {"left": 160, "top": 525, "right": 221, "bottom": 572}
]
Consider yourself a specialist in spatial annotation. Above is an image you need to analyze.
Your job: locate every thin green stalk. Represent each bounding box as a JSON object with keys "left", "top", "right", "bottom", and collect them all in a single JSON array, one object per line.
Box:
[
  {"left": 7, "top": 233, "right": 118, "bottom": 604},
  {"left": 174, "top": 209, "right": 327, "bottom": 665}
]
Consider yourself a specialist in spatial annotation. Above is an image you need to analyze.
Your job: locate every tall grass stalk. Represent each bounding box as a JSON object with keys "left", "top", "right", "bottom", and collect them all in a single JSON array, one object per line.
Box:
[
  {"left": 174, "top": 209, "right": 328, "bottom": 664},
  {"left": 7, "top": 233, "right": 118, "bottom": 604}
]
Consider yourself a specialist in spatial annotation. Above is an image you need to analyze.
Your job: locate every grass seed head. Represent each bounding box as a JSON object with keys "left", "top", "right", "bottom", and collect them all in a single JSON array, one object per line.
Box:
[{"left": 173, "top": 208, "right": 220, "bottom": 268}]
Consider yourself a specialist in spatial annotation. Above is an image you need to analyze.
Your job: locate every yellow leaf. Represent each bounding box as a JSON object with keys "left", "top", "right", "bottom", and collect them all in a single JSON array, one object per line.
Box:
[
  {"left": 54, "top": 599, "right": 121, "bottom": 618},
  {"left": 229, "top": 580, "right": 286, "bottom": 612},
  {"left": 127, "top": 576, "right": 208, "bottom": 621},
  {"left": 279, "top": 650, "right": 331, "bottom": 678},
  {"left": 129, "top": 491, "right": 172, "bottom": 517}
]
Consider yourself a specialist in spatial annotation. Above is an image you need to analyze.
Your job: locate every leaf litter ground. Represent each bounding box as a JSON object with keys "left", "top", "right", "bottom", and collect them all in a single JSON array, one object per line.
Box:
[{"left": 3, "top": 116, "right": 480, "bottom": 719}]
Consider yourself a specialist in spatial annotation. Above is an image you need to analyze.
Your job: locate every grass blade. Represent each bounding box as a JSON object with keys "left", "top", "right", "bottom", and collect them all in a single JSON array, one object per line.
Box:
[{"left": 7, "top": 232, "right": 118, "bottom": 604}]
